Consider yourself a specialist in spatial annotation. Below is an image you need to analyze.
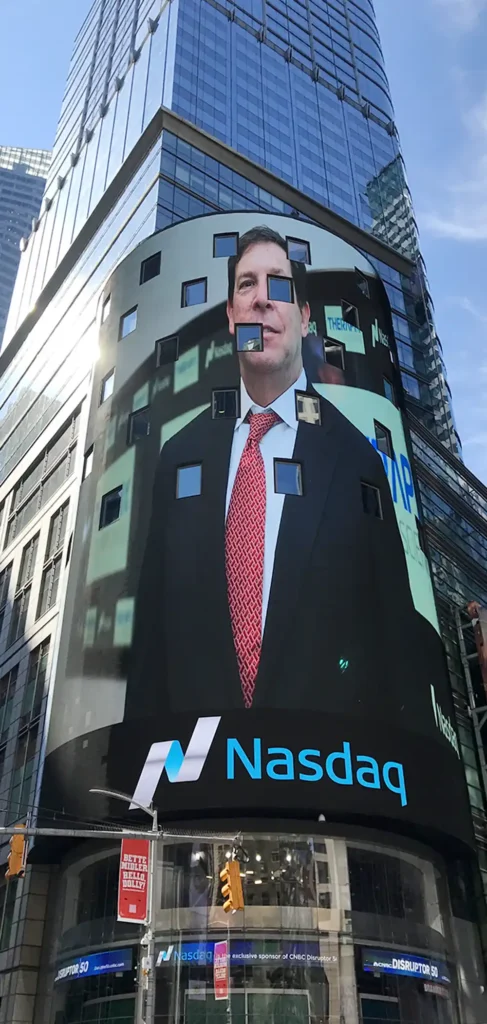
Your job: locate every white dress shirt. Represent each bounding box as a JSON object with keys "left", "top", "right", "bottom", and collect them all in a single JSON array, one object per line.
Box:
[{"left": 225, "top": 368, "right": 307, "bottom": 635}]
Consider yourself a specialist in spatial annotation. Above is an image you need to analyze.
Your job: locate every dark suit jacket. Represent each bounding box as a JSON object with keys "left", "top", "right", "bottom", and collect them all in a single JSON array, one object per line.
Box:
[{"left": 125, "top": 388, "right": 433, "bottom": 726}]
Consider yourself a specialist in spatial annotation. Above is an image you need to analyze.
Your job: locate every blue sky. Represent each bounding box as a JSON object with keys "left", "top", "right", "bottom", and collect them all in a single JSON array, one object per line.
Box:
[{"left": 0, "top": 0, "right": 486, "bottom": 483}]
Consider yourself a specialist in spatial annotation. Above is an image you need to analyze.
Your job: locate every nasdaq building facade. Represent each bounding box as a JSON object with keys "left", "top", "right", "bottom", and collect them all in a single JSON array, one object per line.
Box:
[{"left": 0, "top": 3, "right": 486, "bottom": 1024}]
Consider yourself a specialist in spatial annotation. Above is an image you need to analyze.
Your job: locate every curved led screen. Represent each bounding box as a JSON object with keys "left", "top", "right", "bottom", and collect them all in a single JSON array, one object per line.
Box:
[{"left": 41, "top": 213, "right": 471, "bottom": 847}]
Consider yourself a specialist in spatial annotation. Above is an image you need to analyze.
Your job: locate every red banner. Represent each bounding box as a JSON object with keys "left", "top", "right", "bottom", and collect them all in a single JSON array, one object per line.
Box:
[
  {"left": 117, "top": 838, "right": 150, "bottom": 923},
  {"left": 214, "top": 940, "right": 229, "bottom": 1001}
]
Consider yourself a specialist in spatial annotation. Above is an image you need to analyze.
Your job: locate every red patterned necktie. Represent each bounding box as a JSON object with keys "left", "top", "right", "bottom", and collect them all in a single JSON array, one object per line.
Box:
[{"left": 225, "top": 410, "right": 281, "bottom": 707}]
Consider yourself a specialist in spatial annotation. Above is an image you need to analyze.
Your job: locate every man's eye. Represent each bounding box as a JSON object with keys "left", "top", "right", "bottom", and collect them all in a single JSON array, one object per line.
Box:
[{"left": 239, "top": 279, "right": 253, "bottom": 289}]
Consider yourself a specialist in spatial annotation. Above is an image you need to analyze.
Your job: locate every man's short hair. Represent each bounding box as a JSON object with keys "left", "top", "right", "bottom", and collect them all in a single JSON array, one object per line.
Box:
[{"left": 227, "top": 225, "right": 307, "bottom": 309}]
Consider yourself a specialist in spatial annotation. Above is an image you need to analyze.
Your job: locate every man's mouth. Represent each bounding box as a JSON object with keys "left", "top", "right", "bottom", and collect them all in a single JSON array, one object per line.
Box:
[{"left": 262, "top": 325, "right": 279, "bottom": 334}]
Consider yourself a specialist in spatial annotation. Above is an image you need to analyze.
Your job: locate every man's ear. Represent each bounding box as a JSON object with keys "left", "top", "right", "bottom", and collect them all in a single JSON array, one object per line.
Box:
[
  {"left": 227, "top": 300, "right": 235, "bottom": 335},
  {"left": 300, "top": 301, "right": 311, "bottom": 337}
]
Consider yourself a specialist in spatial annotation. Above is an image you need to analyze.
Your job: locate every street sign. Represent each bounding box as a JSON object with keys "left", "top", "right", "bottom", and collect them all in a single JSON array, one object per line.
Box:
[
  {"left": 213, "top": 940, "right": 229, "bottom": 1000},
  {"left": 117, "top": 837, "right": 150, "bottom": 923}
]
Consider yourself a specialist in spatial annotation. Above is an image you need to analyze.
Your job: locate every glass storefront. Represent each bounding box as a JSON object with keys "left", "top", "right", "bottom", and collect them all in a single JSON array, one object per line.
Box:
[{"left": 38, "top": 829, "right": 460, "bottom": 1024}]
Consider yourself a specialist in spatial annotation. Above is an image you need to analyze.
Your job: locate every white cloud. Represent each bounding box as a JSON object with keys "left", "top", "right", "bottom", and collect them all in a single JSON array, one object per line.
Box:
[
  {"left": 451, "top": 296, "right": 487, "bottom": 324},
  {"left": 462, "top": 430, "right": 487, "bottom": 447},
  {"left": 422, "top": 91, "right": 487, "bottom": 240},
  {"left": 433, "top": 0, "right": 487, "bottom": 30}
]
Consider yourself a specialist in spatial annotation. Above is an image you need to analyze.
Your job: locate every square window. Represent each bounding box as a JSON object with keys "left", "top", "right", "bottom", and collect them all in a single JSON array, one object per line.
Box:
[
  {"left": 119, "top": 306, "right": 138, "bottom": 339},
  {"left": 176, "top": 464, "right": 202, "bottom": 499},
  {"left": 140, "top": 251, "right": 161, "bottom": 285},
  {"left": 268, "top": 275, "right": 294, "bottom": 303},
  {"left": 361, "top": 481, "right": 383, "bottom": 519},
  {"left": 156, "top": 335, "right": 179, "bottom": 366},
  {"left": 274, "top": 459, "right": 303, "bottom": 496},
  {"left": 236, "top": 323, "right": 263, "bottom": 352},
  {"left": 99, "top": 486, "right": 123, "bottom": 528},
  {"left": 100, "top": 369, "right": 115, "bottom": 404},
  {"left": 341, "top": 300, "right": 359, "bottom": 329},
  {"left": 213, "top": 232, "right": 238, "bottom": 258},
  {"left": 181, "top": 278, "right": 207, "bottom": 307},
  {"left": 374, "top": 420, "right": 393, "bottom": 459},
  {"left": 383, "top": 377, "right": 395, "bottom": 404},
  {"left": 83, "top": 446, "right": 94, "bottom": 480},
  {"left": 324, "top": 339, "right": 345, "bottom": 370},
  {"left": 101, "top": 294, "right": 111, "bottom": 323},
  {"left": 212, "top": 388, "right": 240, "bottom": 419},
  {"left": 286, "top": 236, "right": 311, "bottom": 264},
  {"left": 295, "top": 391, "right": 321, "bottom": 426},
  {"left": 355, "top": 267, "right": 370, "bottom": 299},
  {"left": 127, "top": 407, "right": 150, "bottom": 444}
]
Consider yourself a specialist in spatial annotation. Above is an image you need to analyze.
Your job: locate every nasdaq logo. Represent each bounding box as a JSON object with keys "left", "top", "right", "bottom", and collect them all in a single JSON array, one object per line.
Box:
[
  {"left": 156, "top": 947, "right": 174, "bottom": 965},
  {"left": 371, "top": 319, "right": 390, "bottom": 348},
  {"left": 132, "top": 721, "right": 407, "bottom": 808},
  {"left": 131, "top": 717, "right": 221, "bottom": 807}
]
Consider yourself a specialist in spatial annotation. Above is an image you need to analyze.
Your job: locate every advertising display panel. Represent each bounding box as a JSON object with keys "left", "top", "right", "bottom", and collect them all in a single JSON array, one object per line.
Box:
[
  {"left": 117, "top": 837, "right": 150, "bottom": 923},
  {"left": 41, "top": 213, "right": 472, "bottom": 846}
]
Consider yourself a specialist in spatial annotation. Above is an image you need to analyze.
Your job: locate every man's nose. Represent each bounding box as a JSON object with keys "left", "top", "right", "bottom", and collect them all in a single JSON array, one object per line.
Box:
[{"left": 252, "top": 277, "right": 271, "bottom": 309}]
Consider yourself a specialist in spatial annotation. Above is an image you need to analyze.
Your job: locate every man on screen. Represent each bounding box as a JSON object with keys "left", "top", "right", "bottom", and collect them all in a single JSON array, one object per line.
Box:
[{"left": 126, "top": 226, "right": 423, "bottom": 722}]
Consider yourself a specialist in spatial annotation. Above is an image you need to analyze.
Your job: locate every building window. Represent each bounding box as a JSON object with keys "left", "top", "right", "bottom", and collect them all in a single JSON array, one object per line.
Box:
[
  {"left": 0, "top": 563, "right": 12, "bottom": 639},
  {"left": 0, "top": 881, "right": 17, "bottom": 951},
  {"left": 176, "top": 465, "right": 202, "bottom": 499},
  {"left": 101, "top": 294, "right": 111, "bottom": 323},
  {"left": 383, "top": 377, "right": 395, "bottom": 404},
  {"left": 286, "top": 237, "right": 311, "bottom": 264},
  {"left": 156, "top": 335, "right": 179, "bottom": 367},
  {"left": 0, "top": 666, "right": 18, "bottom": 741},
  {"left": 295, "top": 392, "right": 321, "bottom": 426},
  {"left": 140, "top": 251, "right": 161, "bottom": 285},
  {"left": 268, "top": 275, "right": 294, "bottom": 303},
  {"left": 8, "top": 536, "right": 38, "bottom": 647},
  {"left": 355, "top": 267, "right": 370, "bottom": 299},
  {"left": 19, "top": 639, "right": 50, "bottom": 730},
  {"left": 236, "top": 323, "right": 263, "bottom": 352},
  {"left": 361, "top": 481, "right": 383, "bottom": 519},
  {"left": 99, "top": 486, "right": 123, "bottom": 528},
  {"left": 17, "top": 535, "right": 39, "bottom": 592},
  {"left": 8, "top": 590, "right": 31, "bottom": 647},
  {"left": 37, "top": 504, "right": 69, "bottom": 619},
  {"left": 274, "top": 460, "right": 303, "bottom": 496},
  {"left": 341, "top": 300, "right": 359, "bottom": 329},
  {"left": 127, "top": 407, "right": 150, "bottom": 444},
  {"left": 100, "top": 369, "right": 115, "bottom": 404},
  {"left": 5, "top": 410, "right": 79, "bottom": 549},
  {"left": 181, "top": 278, "right": 207, "bottom": 307},
  {"left": 212, "top": 389, "right": 240, "bottom": 419},
  {"left": 416, "top": 517, "right": 426, "bottom": 554},
  {"left": 374, "top": 420, "right": 393, "bottom": 459},
  {"left": 9, "top": 724, "right": 38, "bottom": 822},
  {"left": 213, "top": 233, "right": 238, "bottom": 258},
  {"left": 324, "top": 339, "right": 345, "bottom": 370},
  {"left": 119, "top": 306, "right": 138, "bottom": 339},
  {"left": 83, "top": 446, "right": 94, "bottom": 480}
]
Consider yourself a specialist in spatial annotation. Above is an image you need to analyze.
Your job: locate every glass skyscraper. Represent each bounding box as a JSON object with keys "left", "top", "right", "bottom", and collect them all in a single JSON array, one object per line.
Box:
[
  {"left": 0, "top": 146, "right": 50, "bottom": 345},
  {"left": 4, "top": 0, "right": 456, "bottom": 451},
  {"left": 0, "top": 2, "right": 486, "bottom": 1022}
]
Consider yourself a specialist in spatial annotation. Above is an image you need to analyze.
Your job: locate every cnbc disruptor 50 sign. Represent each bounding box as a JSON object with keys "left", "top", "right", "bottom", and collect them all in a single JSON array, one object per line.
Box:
[{"left": 131, "top": 716, "right": 408, "bottom": 810}]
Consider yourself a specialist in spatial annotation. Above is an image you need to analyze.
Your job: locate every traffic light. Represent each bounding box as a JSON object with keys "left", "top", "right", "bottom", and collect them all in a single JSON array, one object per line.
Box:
[
  {"left": 220, "top": 860, "right": 244, "bottom": 913},
  {"left": 6, "top": 829, "right": 26, "bottom": 879}
]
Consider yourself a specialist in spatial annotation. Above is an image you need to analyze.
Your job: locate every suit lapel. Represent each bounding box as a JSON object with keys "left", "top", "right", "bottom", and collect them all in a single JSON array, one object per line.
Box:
[{"left": 255, "top": 395, "right": 341, "bottom": 704}]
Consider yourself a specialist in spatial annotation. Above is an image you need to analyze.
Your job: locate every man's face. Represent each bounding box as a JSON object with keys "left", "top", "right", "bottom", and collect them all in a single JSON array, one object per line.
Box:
[{"left": 227, "top": 242, "right": 310, "bottom": 376}]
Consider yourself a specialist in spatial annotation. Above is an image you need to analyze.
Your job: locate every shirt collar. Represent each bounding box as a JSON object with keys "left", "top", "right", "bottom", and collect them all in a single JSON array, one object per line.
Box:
[{"left": 238, "top": 368, "right": 308, "bottom": 430}]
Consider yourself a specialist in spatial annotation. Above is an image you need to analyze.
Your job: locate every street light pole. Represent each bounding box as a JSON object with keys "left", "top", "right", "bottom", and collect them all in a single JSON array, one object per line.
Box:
[{"left": 89, "top": 787, "right": 159, "bottom": 1024}]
